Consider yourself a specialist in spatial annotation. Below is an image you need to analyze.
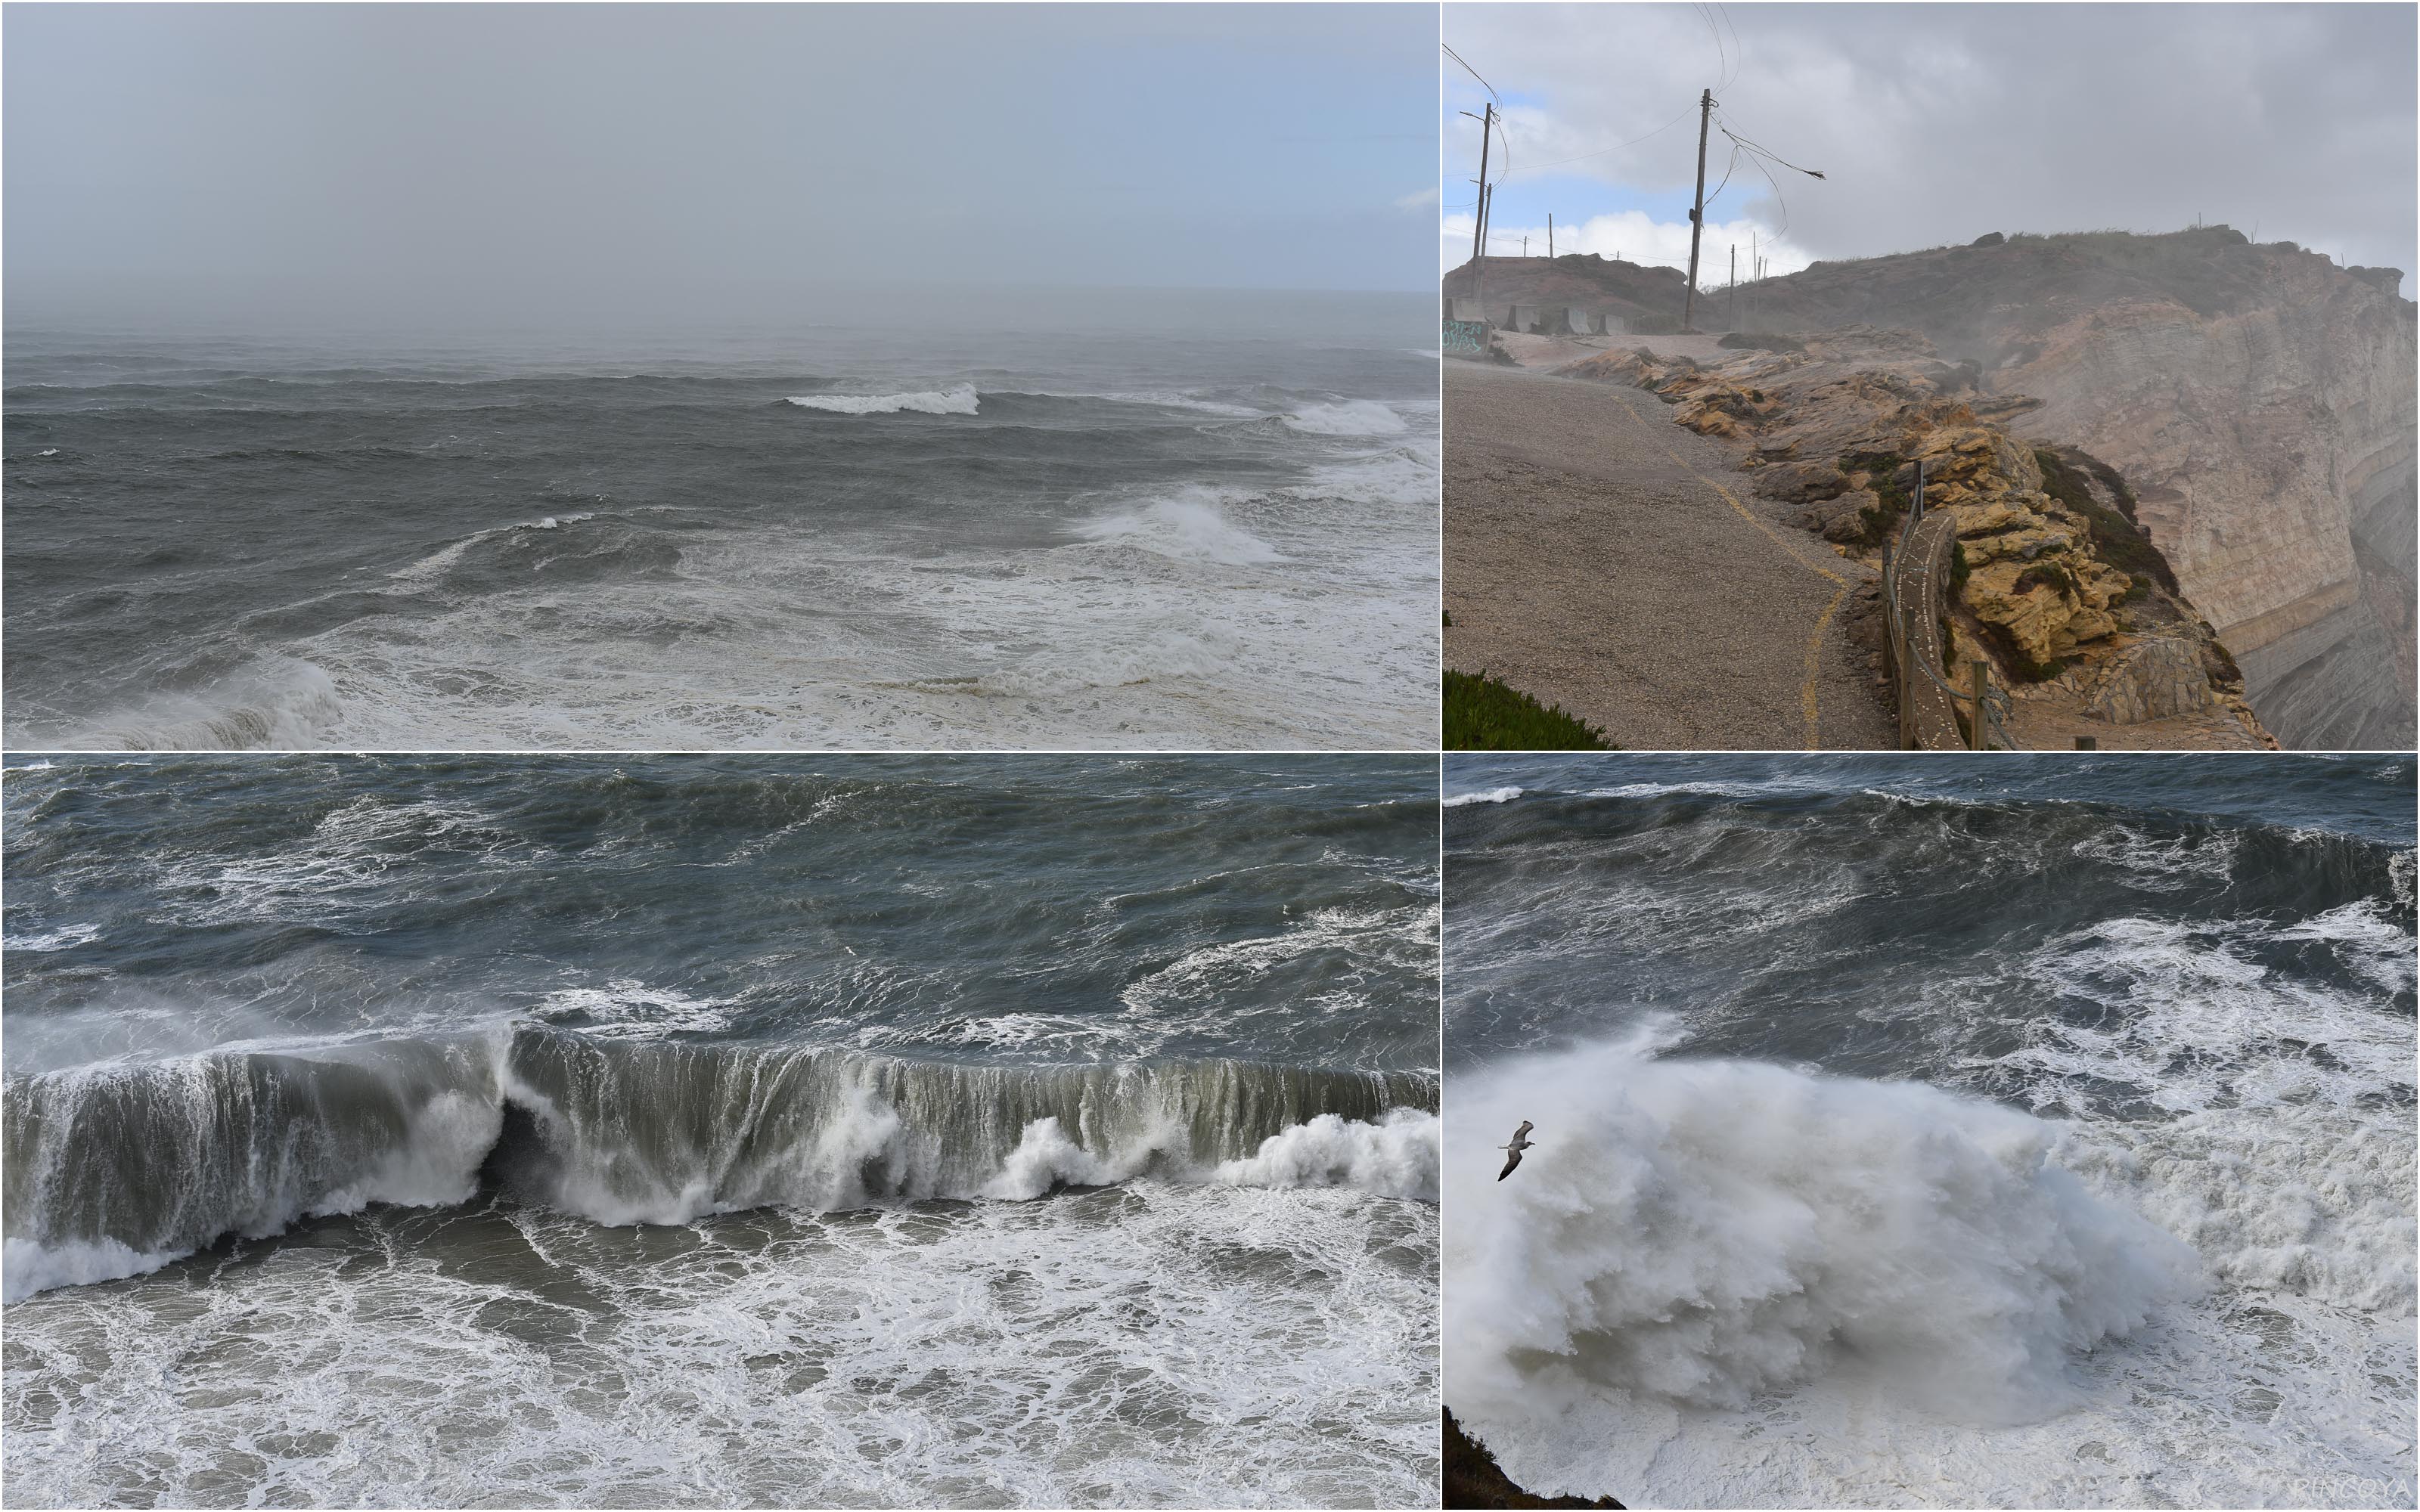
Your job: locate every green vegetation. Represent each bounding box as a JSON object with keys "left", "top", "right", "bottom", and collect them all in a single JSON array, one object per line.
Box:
[
  {"left": 2013, "top": 562, "right": 2078, "bottom": 597},
  {"left": 1838, "top": 449, "right": 1912, "bottom": 547},
  {"left": 1445, "top": 671, "right": 1615, "bottom": 751},
  {"left": 2034, "top": 445, "right": 2178, "bottom": 592},
  {"left": 1973, "top": 619, "right": 2067, "bottom": 683},
  {"left": 1949, "top": 541, "right": 1971, "bottom": 593}
]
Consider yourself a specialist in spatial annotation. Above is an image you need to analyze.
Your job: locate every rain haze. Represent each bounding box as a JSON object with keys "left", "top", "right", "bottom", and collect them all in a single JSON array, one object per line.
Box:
[
  {"left": 3, "top": 3, "right": 1444, "bottom": 755},
  {"left": 1443, "top": 3, "right": 2418, "bottom": 296},
  {"left": 6, "top": 2, "right": 1440, "bottom": 334}
]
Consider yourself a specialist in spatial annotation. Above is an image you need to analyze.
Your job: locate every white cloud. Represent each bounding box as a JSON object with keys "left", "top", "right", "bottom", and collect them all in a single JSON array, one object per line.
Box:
[
  {"left": 1396, "top": 185, "right": 1441, "bottom": 212},
  {"left": 1441, "top": 209, "right": 1813, "bottom": 287},
  {"left": 1443, "top": 3, "right": 2415, "bottom": 295}
]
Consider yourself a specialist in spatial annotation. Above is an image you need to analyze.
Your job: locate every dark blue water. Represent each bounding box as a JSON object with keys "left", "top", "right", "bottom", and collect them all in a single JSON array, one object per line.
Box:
[
  {"left": 4, "top": 296, "right": 1438, "bottom": 751},
  {"left": 2, "top": 754, "right": 1441, "bottom": 1507},
  {"left": 1443, "top": 752, "right": 2415, "bottom": 1508}
]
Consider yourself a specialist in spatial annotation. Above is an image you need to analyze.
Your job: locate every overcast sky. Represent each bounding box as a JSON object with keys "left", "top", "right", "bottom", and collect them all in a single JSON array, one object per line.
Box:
[
  {"left": 5, "top": 4, "right": 1436, "bottom": 331},
  {"left": 1444, "top": 3, "right": 2417, "bottom": 296}
]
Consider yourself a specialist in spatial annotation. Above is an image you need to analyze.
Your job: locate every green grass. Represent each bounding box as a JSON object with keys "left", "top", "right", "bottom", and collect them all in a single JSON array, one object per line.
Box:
[{"left": 1445, "top": 670, "right": 1615, "bottom": 750}]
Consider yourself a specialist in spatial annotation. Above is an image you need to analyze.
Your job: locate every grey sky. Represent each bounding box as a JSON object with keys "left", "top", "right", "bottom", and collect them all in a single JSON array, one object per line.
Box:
[
  {"left": 6, "top": 3, "right": 1438, "bottom": 330},
  {"left": 1444, "top": 4, "right": 2417, "bottom": 296}
]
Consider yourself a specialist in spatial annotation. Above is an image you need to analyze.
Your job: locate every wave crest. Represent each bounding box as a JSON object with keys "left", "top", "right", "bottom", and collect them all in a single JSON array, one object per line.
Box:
[
  {"left": 3, "top": 1030, "right": 1435, "bottom": 1297},
  {"left": 786, "top": 385, "right": 979, "bottom": 416}
]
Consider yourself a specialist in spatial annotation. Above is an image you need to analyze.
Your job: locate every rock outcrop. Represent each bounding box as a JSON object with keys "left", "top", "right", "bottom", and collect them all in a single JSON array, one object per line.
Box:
[
  {"left": 1562, "top": 227, "right": 2415, "bottom": 747},
  {"left": 1562, "top": 329, "right": 2275, "bottom": 748},
  {"left": 1996, "top": 272, "right": 2415, "bottom": 748}
]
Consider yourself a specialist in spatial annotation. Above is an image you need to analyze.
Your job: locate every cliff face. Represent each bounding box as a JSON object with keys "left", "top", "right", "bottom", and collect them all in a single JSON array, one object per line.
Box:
[
  {"left": 1475, "top": 229, "right": 2416, "bottom": 745},
  {"left": 1994, "top": 269, "right": 2416, "bottom": 748}
]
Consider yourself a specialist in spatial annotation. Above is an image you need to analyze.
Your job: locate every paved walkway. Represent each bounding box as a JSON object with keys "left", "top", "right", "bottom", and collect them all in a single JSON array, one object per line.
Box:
[{"left": 1444, "top": 360, "right": 1894, "bottom": 750}]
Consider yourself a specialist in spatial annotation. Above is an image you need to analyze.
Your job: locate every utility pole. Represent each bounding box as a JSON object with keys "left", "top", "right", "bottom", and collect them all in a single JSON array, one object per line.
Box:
[
  {"left": 1463, "top": 104, "right": 1494, "bottom": 266},
  {"left": 1683, "top": 87, "right": 1712, "bottom": 330},
  {"left": 1729, "top": 243, "right": 1736, "bottom": 329},
  {"left": 1548, "top": 213, "right": 1554, "bottom": 259},
  {"left": 1460, "top": 102, "right": 1496, "bottom": 321},
  {"left": 1522, "top": 235, "right": 1529, "bottom": 256}
]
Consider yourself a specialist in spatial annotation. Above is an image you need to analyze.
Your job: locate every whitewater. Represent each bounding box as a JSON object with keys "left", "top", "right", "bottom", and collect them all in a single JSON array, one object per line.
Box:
[
  {"left": 2, "top": 754, "right": 1442, "bottom": 1507},
  {"left": 2, "top": 296, "right": 1438, "bottom": 751},
  {"left": 1443, "top": 753, "right": 2416, "bottom": 1509}
]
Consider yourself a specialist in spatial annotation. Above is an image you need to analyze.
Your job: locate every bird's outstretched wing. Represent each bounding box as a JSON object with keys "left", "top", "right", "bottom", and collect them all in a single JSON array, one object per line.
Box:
[
  {"left": 1512, "top": 1120, "right": 1534, "bottom": 1141},
  {"left": 1498, "top": 1148, "right": 1523, "bottom": 1181}
]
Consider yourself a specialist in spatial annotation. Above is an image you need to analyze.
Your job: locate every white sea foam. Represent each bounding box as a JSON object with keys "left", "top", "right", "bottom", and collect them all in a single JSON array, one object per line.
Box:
[
  {"left": 1281, "top": 398, "right": 1407, "bottom": 435},
  {"left": 1212, "top": 1108, "right": 1438, "bottom": 1201},
  {"left": 2, "top": 1235, "right": 188, "bottom": 1303},
  {"left": 1999, "top": 913, "right": 2417, "bottom": 1117},
  {"left": 1443, "top": 785, "right": 1523, "bottom": 807},
  {"left": 529, "top": 981, "right": 739, "bottom": 1040},
  {"left": 3, "top": 922, "right": 102, "bottom": 952},
  {"left": 1070, "top": 491, "right": 1283, "bottom": 565},
  {"left": 1, "top": 1181, "right": 1438, "bottom": 1507},
  {"left": 785, "top": 385, "right": 979, "bottom": 416}
]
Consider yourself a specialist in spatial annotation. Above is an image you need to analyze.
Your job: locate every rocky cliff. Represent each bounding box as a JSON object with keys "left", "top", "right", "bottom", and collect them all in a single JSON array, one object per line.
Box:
[
  {"left": 1563, "top": 330, "right": 2276, "bottom": 748},
  {"left": 1551, "top": 228, "right": 2413, "bottom": 747}
]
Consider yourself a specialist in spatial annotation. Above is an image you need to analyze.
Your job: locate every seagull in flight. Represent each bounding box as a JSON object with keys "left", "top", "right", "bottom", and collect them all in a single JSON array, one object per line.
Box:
[{"left": 1497, "top": 1120, "right": 1535, "bottom": 1181}]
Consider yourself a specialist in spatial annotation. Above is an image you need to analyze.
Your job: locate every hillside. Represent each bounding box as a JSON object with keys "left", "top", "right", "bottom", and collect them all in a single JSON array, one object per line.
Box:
[{"left": 1450, "top": 228, "right": 2416, "bottom": 746}]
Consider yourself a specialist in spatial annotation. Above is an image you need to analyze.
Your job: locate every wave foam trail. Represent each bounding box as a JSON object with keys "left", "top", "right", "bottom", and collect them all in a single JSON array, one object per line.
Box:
[
  {"left": 1445, "top": 1032, "right": 2199, "bottom": 1429},
  {"left": 785, "top": 384, "right": 979, "bottom": 416},
  {"left": 1282, "top": 399, "right": 1407, "bottom": 436},
  {"left": 1071, "top": 491, "right": 1282, "bottom": 565}
]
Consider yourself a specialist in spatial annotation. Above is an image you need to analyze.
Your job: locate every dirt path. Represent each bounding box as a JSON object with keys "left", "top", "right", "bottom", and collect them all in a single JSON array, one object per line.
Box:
[{"left": 1444, "top": 360, "right": 1894, "bottom": 750}]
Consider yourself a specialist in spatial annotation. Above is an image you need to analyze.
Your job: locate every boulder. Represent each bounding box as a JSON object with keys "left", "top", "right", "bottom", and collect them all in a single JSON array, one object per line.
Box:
[{"left": 1760, "top": 460, "right": 1851, "bottom": 504}]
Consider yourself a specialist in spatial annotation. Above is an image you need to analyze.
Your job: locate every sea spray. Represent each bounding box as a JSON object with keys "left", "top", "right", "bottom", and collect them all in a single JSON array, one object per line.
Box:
[{"left": 1444, "top": 1029, "right": 2200, "bottom": 1428}]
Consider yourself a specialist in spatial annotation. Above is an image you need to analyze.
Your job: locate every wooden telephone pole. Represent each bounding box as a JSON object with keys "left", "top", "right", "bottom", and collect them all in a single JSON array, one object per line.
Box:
[
  {"left": 1461, "top": 103, "right": 1496, "bottom": 318},
  {"left": 1683, "top": 87, "right": 1712, "bottom": 330},
  {"left": 1548, "top": 214, "right": 1554, "bottom": 259}
]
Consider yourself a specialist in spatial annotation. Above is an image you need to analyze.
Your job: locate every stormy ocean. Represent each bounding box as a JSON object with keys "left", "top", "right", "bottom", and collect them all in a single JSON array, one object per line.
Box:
[
  {"left": 2, "top": 754, "right": 1441, "bottom": 1507},
  {"left": 1442, "top": 754, "right": 2415, "bottom": 1508},
  {"left": 2, "top": 292, "right": 1437, "bottom": 751}
]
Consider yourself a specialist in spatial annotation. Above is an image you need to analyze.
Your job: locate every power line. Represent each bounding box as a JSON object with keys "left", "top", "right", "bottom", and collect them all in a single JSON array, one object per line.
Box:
[
  {"left": 1441, "top": 43, "right": 1497, "bottom": 103},
  {"left": 1717, "top": 121, "right": 1825, "bottom": 181}
]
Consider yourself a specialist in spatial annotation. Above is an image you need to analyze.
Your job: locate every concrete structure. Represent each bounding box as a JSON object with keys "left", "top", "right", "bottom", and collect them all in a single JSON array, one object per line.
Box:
[{"left": 1509, "top": 303, "right": 1542, "bottom": 333}]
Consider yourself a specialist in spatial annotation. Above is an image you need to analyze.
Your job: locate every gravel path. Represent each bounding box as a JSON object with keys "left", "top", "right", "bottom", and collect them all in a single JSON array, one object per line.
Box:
[{"left": 1444, "top": 359, "right": 1894, "bottom": 750}]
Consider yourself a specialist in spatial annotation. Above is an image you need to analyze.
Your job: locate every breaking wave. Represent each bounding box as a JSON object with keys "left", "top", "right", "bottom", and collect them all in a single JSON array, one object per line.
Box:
[
  {"left": 1071, "top": 490, "right": 1282, "bottom": 565},
  {"left": 3, "top": 1028, "right": 1437, "bottom": 1299},
  {"left": 785, "top": 385, "right": 980, "bottom": 416},
  {"left": 1445, "top": 1029, "right": 2201, "bottom": 1428},
  {"left": 1282, "top": 399, "right": 1408, "bottom": 436}
]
